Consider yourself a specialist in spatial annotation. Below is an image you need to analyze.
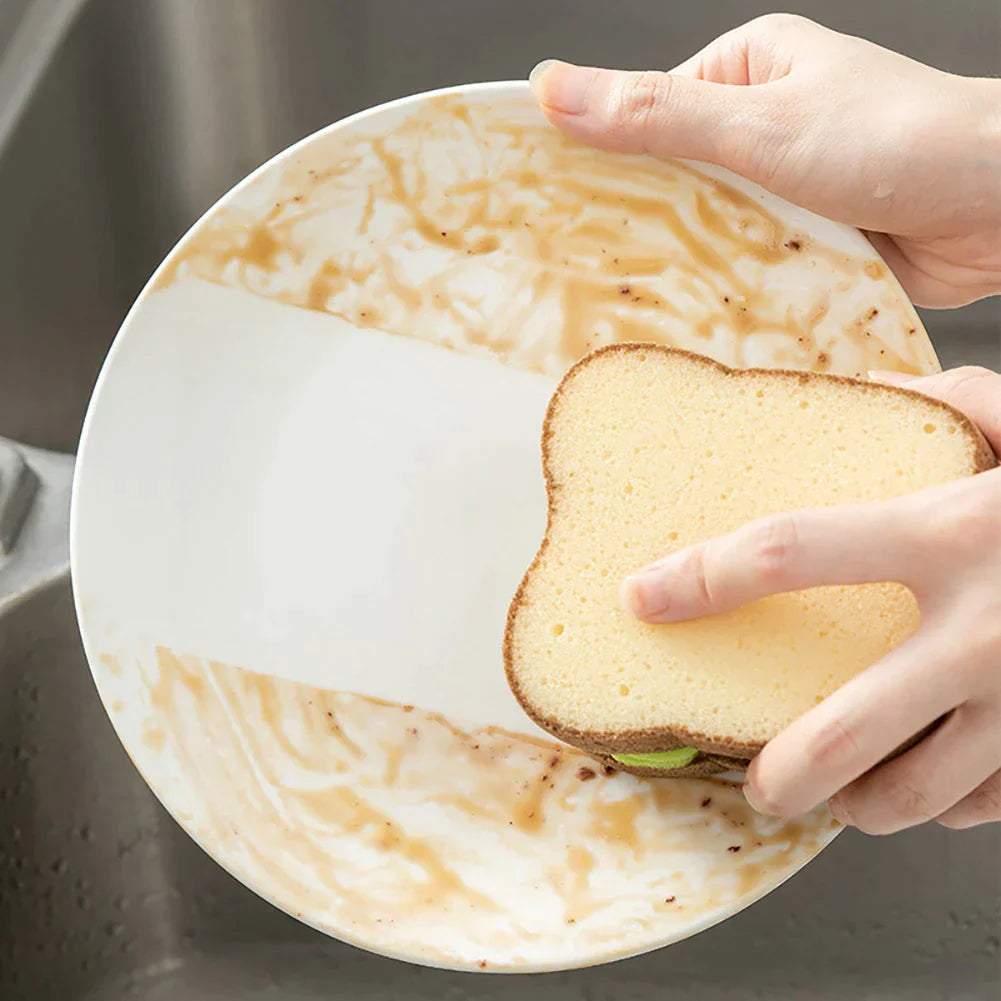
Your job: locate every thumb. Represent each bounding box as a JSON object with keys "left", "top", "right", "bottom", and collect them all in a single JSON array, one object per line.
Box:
[
  {"left": 528, "top": 60, "right": 771, "bottom": 170},
  {"left": 869, "top": 367, "right": 1001, "bottom": 455}
]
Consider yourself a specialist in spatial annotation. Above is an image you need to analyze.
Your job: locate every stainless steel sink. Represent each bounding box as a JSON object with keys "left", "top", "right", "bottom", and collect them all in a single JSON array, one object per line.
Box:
[{"left": 0, "top": 1, "right": 998, "bottom": 998}]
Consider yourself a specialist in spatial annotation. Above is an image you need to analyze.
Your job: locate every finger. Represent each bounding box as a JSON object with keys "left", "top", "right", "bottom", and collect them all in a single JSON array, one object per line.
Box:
[
  {"left": 527, "top": 15, "right": 829, "bottom": 176},
  {"left": 528, "top": 60, "right": 775, "bottom": 169},
  {"left": 744, "top": 629, "right": 966, "bottom": 817},
  {"left": 863, "top": 232, "right": 1001, "bottom": 310},
  {"left": 936, "top": 767, "right": 1001, "bottom": 829},
  {"left": 828, "top": 700, "right": 1001, "bottom": 834},
  {"left": 868, "top": 365, "right": 1001, "bottom": 454},
  {"left": 620, "top": 501, "right": 923, "bottom": 624},
  {"left": 668, "top": 13, "right": 814, "bottom": 84}
]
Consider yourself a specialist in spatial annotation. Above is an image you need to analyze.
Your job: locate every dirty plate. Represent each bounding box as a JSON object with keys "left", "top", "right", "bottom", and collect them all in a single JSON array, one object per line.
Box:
[{"left": 70, "top": 82, "right": 939, "bottom": 972}]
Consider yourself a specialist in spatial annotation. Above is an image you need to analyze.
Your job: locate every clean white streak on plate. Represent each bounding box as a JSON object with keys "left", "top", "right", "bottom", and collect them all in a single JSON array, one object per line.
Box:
[{"left": 74, "top": 280, "right": 555, "bottom": 736}]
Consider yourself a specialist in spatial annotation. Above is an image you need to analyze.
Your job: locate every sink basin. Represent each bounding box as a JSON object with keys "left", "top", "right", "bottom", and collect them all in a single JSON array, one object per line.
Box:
[
  {"left": 2, "top": 581, "right": 1000, "bottom": 998},
  {"left": 0, "top": 1, "right": 998, "bottom": 998}
]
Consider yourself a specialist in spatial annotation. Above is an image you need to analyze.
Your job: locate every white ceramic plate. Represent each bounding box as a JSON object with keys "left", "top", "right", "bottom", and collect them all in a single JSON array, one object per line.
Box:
[{"left": 71, "top": 82, "right": 940, "bottom": 972}]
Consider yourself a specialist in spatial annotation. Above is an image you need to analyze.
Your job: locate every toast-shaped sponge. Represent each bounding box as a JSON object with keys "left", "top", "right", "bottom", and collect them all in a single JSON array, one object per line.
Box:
[{"left": 504, "top": 346, "right": 995, "bottom": 777}]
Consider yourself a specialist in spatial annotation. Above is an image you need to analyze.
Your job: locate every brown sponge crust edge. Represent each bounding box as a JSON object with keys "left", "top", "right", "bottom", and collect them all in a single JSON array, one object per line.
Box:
[
  {"left": 503, "top": 344, "right": 997, "bottom": 771},
  {"left": 591, "top": 750, "right": 748, "bottom": 780}
]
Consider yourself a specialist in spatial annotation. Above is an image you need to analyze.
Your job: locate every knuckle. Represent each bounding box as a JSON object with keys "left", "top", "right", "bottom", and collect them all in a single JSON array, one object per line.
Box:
[
  {"left": 682, "top": 545, "right": 714, "bottom": 614},
  {"left": 748, "top": 513, "right": 799, "bottom": 585},
  {"left": 611, "top": 71, "right": 671, "bottom": 138},
  {"left": 831, "top": 788, "right": 888, "bottom": 836},
  {"left": 731, "top": 92, "right": 805, "bottom": 190},
  {"left": 967, "top": 775, "right": 1001, "bottom": 818},
  {"left": 747, "top": 12, "right": 814, "bottom": 36},
  {"left": 880, "top": 774, "right": 935, "bottom": 826},
  {"left": 806, "top": 716, "right": 862, "bottom": 772},
  {"left": 939, "top": 778, "right": 1001, "bottom": 829}
]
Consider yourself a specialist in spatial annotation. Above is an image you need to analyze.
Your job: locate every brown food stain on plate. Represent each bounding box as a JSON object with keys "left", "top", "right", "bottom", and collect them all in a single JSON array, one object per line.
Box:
[
  {"left": 151, "top": 95, "right": 934, "bottom": 380},
  {"left": 94, "top": 644, "right": 839, "bottom": 966},
  {"left": 93, "top": 91, "right": 909, "bottom": 967}
]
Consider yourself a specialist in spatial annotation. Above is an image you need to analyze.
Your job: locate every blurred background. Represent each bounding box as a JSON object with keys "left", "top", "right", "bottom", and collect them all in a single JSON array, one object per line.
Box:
[
  {"left": 0, "top": 0, "right": 998, "bottom": 451},
  {"left": 0, "top": 2, "right": 998, "bottom": 1000}
]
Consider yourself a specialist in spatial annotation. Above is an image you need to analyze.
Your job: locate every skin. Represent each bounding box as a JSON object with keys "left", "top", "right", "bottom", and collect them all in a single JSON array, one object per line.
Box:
[
  {"left": 530, "top": 14, "right": 1001, "bottom": 308},
  {"left": 530, "top": 16, "right": 1001, "bottom": 833}
]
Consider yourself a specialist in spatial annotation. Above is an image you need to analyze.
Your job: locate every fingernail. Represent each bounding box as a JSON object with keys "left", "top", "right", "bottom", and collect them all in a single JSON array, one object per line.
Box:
[
  {"left": 827, "top": 794, "right": 849, "bottom": 825},
  {"left": 529, "top": 60, "right": 595, "bottom": 115},
  {"left": 743, "top": 781, "right": 766, "bottom": 814},
  {"left": 742, "top": 762, "right": 780, "bottom": 816},
  {"left": 528, "top": 59, "right": 555, "bottom": 95},
  {"left": 744, "top": 782, "right": 783, "bottom": 817},
  {"left": 868, "top": 369, "right": 913, "bottom": 385},
  {"left": 619, "top": 568, "right": 670, "bottom": 619}
]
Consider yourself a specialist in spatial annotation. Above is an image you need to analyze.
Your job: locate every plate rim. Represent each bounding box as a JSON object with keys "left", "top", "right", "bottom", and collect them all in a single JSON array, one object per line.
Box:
[{"left": 69, "top": 78, "right": 876, "bottom": 973}]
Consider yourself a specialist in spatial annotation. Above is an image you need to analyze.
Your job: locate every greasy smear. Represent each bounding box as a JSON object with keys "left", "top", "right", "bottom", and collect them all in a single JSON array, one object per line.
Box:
[
  {"left": 96, "top": 646, "right": 839, "bottom": 968},
  {"left": 95, "top": 93, "right": 913, "bottom": 968},
  {"left": 588, "top": 792, "right": 646, "bottom": 854},
  {"left": 100, "top": 652, "right": 122, "bottom": 677},
  {"left": 152, "top": 96, "right": 935, "bottom": 380}
]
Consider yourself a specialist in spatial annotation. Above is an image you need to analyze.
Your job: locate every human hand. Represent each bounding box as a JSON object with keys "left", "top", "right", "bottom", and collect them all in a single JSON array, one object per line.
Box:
[
  {"left": 619, "top": 366, "right": 1001, "bottom": 834},
  {"left": 529, "top": 15, "right": 1001, "bottom": 307}
]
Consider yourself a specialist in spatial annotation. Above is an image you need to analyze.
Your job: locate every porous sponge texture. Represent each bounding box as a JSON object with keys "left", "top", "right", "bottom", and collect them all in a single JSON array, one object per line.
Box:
[{"left": 505, "top": 345, "right": 994, "bottom": 761}]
